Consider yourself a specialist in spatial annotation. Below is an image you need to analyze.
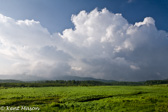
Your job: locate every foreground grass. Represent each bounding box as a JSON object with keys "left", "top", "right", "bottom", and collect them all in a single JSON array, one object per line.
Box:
[{"left": 0, "top": 85, "right": 168, "bottom": 112}]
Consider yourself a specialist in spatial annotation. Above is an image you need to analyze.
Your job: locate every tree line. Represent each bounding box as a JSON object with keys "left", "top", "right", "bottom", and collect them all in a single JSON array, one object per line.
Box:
[{"left": 0, "top": 79, "right": 168, "bottom": 88}]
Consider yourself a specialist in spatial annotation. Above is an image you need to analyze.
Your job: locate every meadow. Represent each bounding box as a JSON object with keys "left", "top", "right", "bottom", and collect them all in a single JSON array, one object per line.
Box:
[{"left": 0, "top": 85, "right": 168, "bottom": 112}]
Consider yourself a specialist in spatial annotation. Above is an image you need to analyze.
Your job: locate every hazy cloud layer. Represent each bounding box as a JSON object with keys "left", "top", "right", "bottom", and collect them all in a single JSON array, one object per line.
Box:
[{"left": 0, "top": 8, "right": 168, "bottom": 81}]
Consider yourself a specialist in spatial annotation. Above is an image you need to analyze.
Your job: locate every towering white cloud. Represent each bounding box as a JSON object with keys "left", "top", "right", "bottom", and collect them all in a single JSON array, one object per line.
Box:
[
  {"left": 0, "top": 8, "right": 168, "bottom": 81},
  {"left": 0, "top": 13, "right": 71, "bottom": 78}
]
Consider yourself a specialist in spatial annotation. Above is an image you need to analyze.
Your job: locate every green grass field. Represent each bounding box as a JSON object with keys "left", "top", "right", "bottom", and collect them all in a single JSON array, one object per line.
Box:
[{"left": 0, "top": 85, "right": 168, "bottom": 112}]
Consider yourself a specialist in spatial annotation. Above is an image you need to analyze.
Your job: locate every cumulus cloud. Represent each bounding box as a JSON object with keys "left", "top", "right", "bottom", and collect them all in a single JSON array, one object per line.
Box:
[
  {"left": 0, "top": 8, "right": 168, "bottom": 81},
  {"left": 0, "top": 13, "right": 71, "bottom": 78}
]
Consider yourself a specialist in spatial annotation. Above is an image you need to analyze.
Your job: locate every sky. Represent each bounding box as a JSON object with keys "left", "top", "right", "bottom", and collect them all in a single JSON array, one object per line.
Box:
[{"left": 0, "top": 0, "right": 168, "bottom": 81}]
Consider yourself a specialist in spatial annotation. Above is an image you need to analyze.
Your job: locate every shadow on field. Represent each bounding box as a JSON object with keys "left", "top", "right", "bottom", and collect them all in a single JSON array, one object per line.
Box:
[
  {"left": 1, "top": 96, "right": 60, "bottom": 106},
  {"left": 77, "top": 91, "right": 148, "bottom": 102},
  {"left": 1, "top": 91, "right": 148, "bottom": 106}
]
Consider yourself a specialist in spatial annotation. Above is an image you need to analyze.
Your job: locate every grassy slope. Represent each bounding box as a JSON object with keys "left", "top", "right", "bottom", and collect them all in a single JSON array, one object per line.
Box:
[{"left": 0, "top": 85, "right": 168, "bottom": 112}]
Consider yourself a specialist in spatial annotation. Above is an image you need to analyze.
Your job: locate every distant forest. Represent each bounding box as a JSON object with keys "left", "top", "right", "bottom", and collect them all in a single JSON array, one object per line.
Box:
[{"left": 0, "top": 79, "right": 168, "bottom": 87}]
